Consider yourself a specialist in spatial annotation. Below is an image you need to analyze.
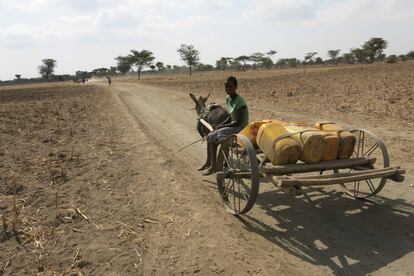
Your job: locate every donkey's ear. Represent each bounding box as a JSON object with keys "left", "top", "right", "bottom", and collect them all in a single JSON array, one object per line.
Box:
[
  {"left": 189, "top": 93, "right": 198, "bottom": 104},
  {"left": 201, "top": 93, "right": 211, "bottom": 104}
]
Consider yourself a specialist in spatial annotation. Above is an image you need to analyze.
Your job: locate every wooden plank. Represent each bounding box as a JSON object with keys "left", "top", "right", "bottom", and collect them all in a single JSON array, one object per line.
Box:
[
  {"left": 199, "top": 118, "right": 213, "bottom": 132},
  {"left": 278, "top": 167, "right": 405, "bottom": 187},
  {"left": 260, "top": 157, "right": 376, "bottom": 175},
  {"left": 216, "top": 171, "right": 252, "bottom": 179},
  {"left": 292, "top": 167, "right": 396, "bottom": 180}
]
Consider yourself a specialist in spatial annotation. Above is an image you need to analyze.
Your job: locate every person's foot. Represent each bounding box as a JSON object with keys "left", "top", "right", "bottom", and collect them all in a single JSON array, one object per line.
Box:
[
  {"left": 202, "top": 167, "right": 215, "bottom": 176},
  {"left": 197, "top": 163, "right": 210, "bottom": 171}
]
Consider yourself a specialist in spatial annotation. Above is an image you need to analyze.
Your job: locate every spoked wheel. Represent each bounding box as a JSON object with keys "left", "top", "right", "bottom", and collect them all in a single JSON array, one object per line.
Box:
[
  {"left": 216, "top": 134, "right": 260, "bottom": 215},
  {"left": 337, "top": 129, "right": 389, "bottom": 199}
]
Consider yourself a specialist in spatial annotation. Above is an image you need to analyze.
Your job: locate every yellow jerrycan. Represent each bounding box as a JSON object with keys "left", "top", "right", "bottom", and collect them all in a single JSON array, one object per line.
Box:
[
  {"left": 239, "top": 119, "right": 287, "bottom": 147},
  {"left": 319, "top": 132, "right": 340, "bottom": 161},
  {"left": 256, "top": 122, "right": 301, "bottom": 165},
  {"left": 314, "top": 122, "right": 356, "bottom": 159},
  {"left": 284, "top": 125, "right": 325, "bottom": 163},
  {"left": 287, "top": 123, "right": 340, "bottom": 161}
]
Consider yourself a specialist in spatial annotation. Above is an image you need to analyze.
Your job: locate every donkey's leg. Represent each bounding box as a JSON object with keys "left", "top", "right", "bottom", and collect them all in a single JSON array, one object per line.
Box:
[
  {"left": 198, "top": 143, "right": 211, "bottom": 171},
  {"left": 202, "top": 143, "right": 217, "bottom": 175}
]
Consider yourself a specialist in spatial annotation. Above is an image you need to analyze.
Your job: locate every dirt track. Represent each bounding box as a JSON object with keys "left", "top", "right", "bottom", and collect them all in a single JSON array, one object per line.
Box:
[{"left": 109, "top": 81, "right": 414, "bottom": 275}]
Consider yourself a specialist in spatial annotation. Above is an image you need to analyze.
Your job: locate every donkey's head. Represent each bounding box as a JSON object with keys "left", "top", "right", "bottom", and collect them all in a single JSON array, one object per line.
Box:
[{"left": 189, "top": 93, "right": 210, "bottom": 116}]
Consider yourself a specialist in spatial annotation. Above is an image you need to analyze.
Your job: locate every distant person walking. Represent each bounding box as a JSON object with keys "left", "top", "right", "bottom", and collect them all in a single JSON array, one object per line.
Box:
[{"left": 106, "top": 76, "right": 112, "bottom": 86}]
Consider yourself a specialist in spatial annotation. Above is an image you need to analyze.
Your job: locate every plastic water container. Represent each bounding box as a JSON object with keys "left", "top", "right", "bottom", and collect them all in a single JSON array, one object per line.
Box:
[
  {"left": 256, "top": 122, "right": 301, "bottom": 165},
  {"left": 319, "top": 132, "right": 340, "bottom": 161},
  {"left": 284, "top": 125, "right": 325, "bottom": 163},
  {"left": 314, "top": 122, "right": 356, "bottom": 159},
  {"left": 239, "top": 119, "right": 287, "bottom": 147}
]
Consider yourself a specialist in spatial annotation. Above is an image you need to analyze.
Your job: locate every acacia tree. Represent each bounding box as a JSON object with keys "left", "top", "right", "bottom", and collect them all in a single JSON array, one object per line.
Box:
[
  {"left": 155, "top": 61, "right": 165, "bottom": 71},
  {"left": 363, "top": 37, "right": 388, "bottom": 61},
  {"left": 235, "top": 55, "right": 249, "bottom": 71},
  {"left": 115, "top": 55, "right": 131, "bottom": 74},
  {"left": 351, "top": 48, "right": 371, "bottom": 63},
  {"left": 342, "top": 52, "right": 355, "bottom": 64},
  {"left": 216, "top": 57, "right": 233, "bottom": 70},
  {"left": 266, "top": 50, "right": 277, "bottom": 65},
  {"left": 177, "top": 44, "right": 200, "bottom": 76},
  {"left": 15, "top": 74, "right": 21, "bottom": 81},
  {"left": 407, "top": 51, "right": 414, "bottom": 60},
  {"left": 249, "top": 53, "right": 264, "bottom": 67},
  {"left": 128, "top": 50, "right": 155, "bottom": 79},
  {"left": 39, "top": 58, "right": 57, "bottom": 80},
  {"left": 304, "top": 52, "right": 317, "bottom": 65},
  {"left": 261, "top": 57, "right": 273, "bottom": 69},
  {"left": 109, "top": 66, "right": 117, "bottom": 74},
  {"left": 327, "top": 49, "right": 341, "bottom": 64}
]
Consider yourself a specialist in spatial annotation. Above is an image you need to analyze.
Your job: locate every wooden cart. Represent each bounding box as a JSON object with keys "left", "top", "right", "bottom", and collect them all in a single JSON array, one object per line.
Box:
[{"left": 215, "top": 129, "right": 406, "bottom": 215}]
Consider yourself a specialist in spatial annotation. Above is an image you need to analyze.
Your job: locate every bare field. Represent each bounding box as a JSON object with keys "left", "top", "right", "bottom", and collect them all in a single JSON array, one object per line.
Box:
[{"left": 0, "top": 85, "right": 149, "bottom": 274}]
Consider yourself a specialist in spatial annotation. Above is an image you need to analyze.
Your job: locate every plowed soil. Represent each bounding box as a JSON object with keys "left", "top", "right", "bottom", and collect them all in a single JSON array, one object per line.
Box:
[{"left": 1, "top": 62, "right": 413, "bottom": 275}]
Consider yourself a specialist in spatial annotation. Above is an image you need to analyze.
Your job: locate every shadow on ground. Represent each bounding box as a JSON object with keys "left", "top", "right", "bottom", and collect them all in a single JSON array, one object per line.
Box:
[{"left": 239, "top": 185, "right": 414, "bottom": 275}]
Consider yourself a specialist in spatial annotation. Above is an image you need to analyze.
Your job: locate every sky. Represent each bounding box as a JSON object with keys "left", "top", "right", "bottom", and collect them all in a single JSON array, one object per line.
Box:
[{"left": 0, "top": 0, "right": 413, "bottom": 80}]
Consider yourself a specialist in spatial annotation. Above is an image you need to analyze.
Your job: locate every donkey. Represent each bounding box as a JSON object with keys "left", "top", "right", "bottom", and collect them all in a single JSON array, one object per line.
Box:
[
  {"left": 189, "top": 93, "right": 230, "bottom": 137},
  {"left": 189, "top": 93, "right": 230, "bottom": 170}
]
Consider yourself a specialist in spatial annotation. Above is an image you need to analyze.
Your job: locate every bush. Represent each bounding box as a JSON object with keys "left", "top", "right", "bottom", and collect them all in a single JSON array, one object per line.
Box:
[{"left": 385, "top": 55, "right": 398, "bottom": 63}]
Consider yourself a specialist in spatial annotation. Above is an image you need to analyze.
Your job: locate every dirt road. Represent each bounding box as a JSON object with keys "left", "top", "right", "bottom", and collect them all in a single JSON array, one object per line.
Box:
[{"left": 108, "top": 81, "right": 414, "bottom": 275}]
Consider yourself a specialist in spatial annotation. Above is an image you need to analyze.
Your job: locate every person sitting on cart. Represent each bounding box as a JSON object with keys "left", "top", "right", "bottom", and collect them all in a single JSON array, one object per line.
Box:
[{"left": 201, "top": 76, "right": 249, "bottom": 175}]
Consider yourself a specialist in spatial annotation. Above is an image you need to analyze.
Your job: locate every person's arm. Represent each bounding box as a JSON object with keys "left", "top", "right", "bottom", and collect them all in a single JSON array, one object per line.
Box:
[{"left": 216, "top": 106, "right": 245, "bottom": 129}]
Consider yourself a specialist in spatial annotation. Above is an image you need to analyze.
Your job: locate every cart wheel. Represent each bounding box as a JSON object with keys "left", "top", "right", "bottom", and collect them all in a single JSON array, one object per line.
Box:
[
  {"left": 337, "top": 129, "right": 389, "bottom": 198},
  {"left": 216, "top": 134, "right": 260, "bottom": 215}
]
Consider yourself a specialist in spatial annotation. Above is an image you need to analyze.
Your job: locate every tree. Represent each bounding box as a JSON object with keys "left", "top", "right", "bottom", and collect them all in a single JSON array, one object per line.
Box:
[
  {"left": 261, "top": 57, "right": 273, "bottom": 69},
  {"left": 115, "top": 55, "right": 132, "bottom": 74},
  {"left": 15, "top": 74, "right": 21, "bottom": 81},
  {"left": 235, "top": 55, "right": 249, "bottom": 71},
  {"left": 327, "top": 49, "right": 341, "bottom": 64},
  {"left": 267, "top": 50, "right": 277, "bottom": 57},
  {"left": 92, "top": 68, "right": 109, "bottom": 76},
  {"left": 314, "top": 57, "right": 324, "bottom": 65},
  {"left": 38, "top": 58, "right": 57, "bottom": 80},
  {"left": 276, "top": 58, "right": 299, "bottom": 68},
  {"left": 109, "top": 66, "right": 117, "bottom": 74},
  {"left": 128, "top": 49, "right": 155, "bottom": 79},
  {"left": 249, "top": 53, "right": 264, "bottom": 67},
  {"left": 150, "top": 65, "right": 156, "bottom": 71},
  {"left": 362, "top": 37, "right": 388, "bottom": 61},
  {"left": 197, "top": 63, "right": 214, "bottom": 71},
  {"left": 155, "top": 61, "right": 165, "bottom": 71},
  {"left": 177, "top": 44, "right": 200, "bottom": 76},
  {"left": 351, "top": 48, "right": 371, "bottom": 63},
  {"left": 304, "top": 52, "right": 317, "bottom": 65},
  {"left": 342, "top": 52, "right": 355, "bottom": 64},
  {"left": 406, "top": 51, "right": 414, "bottom": 60},
  {"left": 386, "top": 55, "right": 398, "bottom": 63},
  {"left": 75, "top": 71, "right": 88, "bottom": 79},
  {"left": 398, "top": 54, "right": 407, "bottom": 62},
  {"left": 216, "top": 57, "right": 232, "bottom": 70},
  {"left": 266, "top": 50, "right": 277, "bottom": 64}
]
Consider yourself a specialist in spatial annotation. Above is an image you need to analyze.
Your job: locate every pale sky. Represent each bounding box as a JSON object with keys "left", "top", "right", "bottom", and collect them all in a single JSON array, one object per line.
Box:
[{"left": 1, "top": 0, "right": 413, "bottom": 80}]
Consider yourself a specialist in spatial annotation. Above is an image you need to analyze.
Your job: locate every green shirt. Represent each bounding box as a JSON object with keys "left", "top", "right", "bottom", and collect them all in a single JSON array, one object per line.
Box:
[{"left": 226, "top": 94, "right": 249, "bottom": 128}]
